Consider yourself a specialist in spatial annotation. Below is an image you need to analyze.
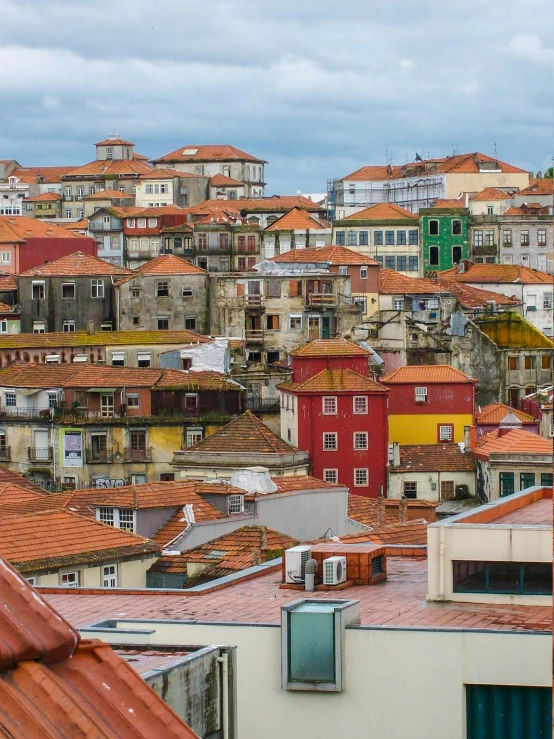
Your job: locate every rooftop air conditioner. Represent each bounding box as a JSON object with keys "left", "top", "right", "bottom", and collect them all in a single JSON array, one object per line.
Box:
[
  {"left": 323, "top": 556, "right": 347, "bottom": 586},
  {"left": 284, "top": 545, "right": 312, "bottom": 584}
]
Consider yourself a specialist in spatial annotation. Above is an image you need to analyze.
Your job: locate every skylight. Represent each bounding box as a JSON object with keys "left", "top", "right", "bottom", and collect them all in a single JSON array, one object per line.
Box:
[{"left": 182, "top": 148, "right": 198, "bottom": 156}]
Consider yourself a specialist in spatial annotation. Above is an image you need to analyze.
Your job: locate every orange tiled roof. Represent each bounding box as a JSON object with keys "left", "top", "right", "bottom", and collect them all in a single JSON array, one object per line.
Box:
[
  {"left": 63, "top": 159, "right": 153, "bottom": 178},
  {"left": 122, "top": 253, "right": 206, "bottom": 277},
  {"left": 0, "top": 510, "right": 159, "bottom": 572},
  {"left": 95, "top": 137, "right": 134, "bottom": 146},
  {"left": 429, "top": 152, "right": 527, "bottom": 176},
  {"left": 19, "top": 251, "right": 131, "bottom": 277},
  {"left": 282, "top": 368, "right": 388, "bottom": 394},
  {"left": 10, "top": 166, "right": 77, "bottom": 184},
  {"left": 0, "top": 216, "right": 88, "bottom": 244},
  {"left": 0, "top": 465, "right": 45, "bottom": 492},
  {"left": 25, "top": 191, "right": 62, "bottom": 202},
  {"left": 434, "top": 278, "right": 522, "bottom": 309},
  {"left": 61, "top": 218, "right": 89, "bottom": 230},
  {"left": 337, "top": 519, "right": 428, "bottom": 545},
  {"left": 270, "top": 244, "right": 378, "bottom": 265},
  {"left": 379, "top": 269, "right": 451, "bottom": 295},
  {"left": 342, "top": 165, "right": 402, "bottom": 181},
  {"left": 138, "top": 167, "right": 204, "bottom": 180},
  {"left": 0, "top": 555, "right": 197, "bottom": 737},
  {"left": 382, "top": 365, "right": 475, "bottom": 384},
  {"left": 152, "top": 369, "right": 242, "bottom": 392},
  {"left": 187, "top": 195, "right": 322, "bottom": 216},
  {"left": 264, "top": 207, "right": 330, "bottom": 231},
  {"left": 476, "top": 402, "right": 537, "bottom": 425},
  {"left": 0, "top": 483, "right": 47, "bottom": 506},
  {"left": 348, "top": 495, "right": 437, "bottom": 528},
  {"left": 0, "top": 328, "right": 210, "bottom": 349},
  {"left": 440, "top": 262, "right": 553, "bottom": 284},
  {"left": 473, "top": 427, "right": 553, "bottom": 458},
  {"left": 0, "top": 272, "right": 16, "bottom": 290},
  {"left": 185, "top": 410, "right": 299, "bottom": 455},
  {"left": 470, "top": 187, "right": 513, "bottom": 201},
  {"left": 0, "top": 300, "right": 16, "bottom": 312},
  {"left": 210, "top": 173, "right": 245, "bottom": 186},
  {"left": 153, "top": 144, "right": 265, "bottom": 164},
  {"left": 517, "top": 178, "right": 553, "bottom": 196},
  {"left": 342, "top": 203, "right": 418, "bottom": 221},
  {"left": 504, "top": 204, "right": 548, "bottom": 215},
  {"left": 289, "top": 337, "right": 370, "bottom": 357},
  {"left": 150, "top": 525, "right": 299, "bottom": 577},
  {"left": 392, "top": 444, "right": 476, "bottom": 472},
  {"left": 83, "top": 189, "right": 134, "bottom": 200}
]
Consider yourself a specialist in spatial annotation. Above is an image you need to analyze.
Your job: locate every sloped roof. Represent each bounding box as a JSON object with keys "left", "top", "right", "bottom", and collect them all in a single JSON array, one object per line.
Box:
[
  {"left": 0, "top": 555, "right": 197, "bottom": 737},
  {"left": 83, "top": 188, "right": 134, "bottom": 200},
  {"left": 440, "top": 262, "right": 553, "bottom": 284},
  {"left": 187, "top": 195, "right": 322, "bottom": 216},
  {"left": 153, "top": 144, "right": 265, "bottom": 164},
  {"left": 517, "top": 178, "right": 553, "bottom": 196},
  {"left": 382, "top": 365, "right": 475, "bottom": 384},
  {"left": 210, "top": 173, "right": 245, "bottom": 186},
  {"left": 120, "top": 253, "right": 206, "bottom": 278},
  {"left": 270, "top": 244, "right": 378, "bottom": 265},
  {"left": 341, "top": 203, "right": 418, "bottom": 221},
  {"left": 185, "top": 410, "right": 299, "bottom": 455},
  {"left": 431, "top": 197, "right": 468, "bottom": 209},
  {"left": 0, "top": 328, "right": 210, "bottom": 349},
  {"left": 392, "top": 444, "right": 476, "bottom": 473},
  {"left": 0, "top": 272, "right": 17, "bottom": 290},
  {"left": 0, "top": 465, "right": 45, "bottom": 492},
  {"left": 149, "top": 525, "right": 298, "bottom": 577},
  {"left": 476, "top": 402, "right": 537, "bottom": 426},
  {"left": 0, "top": 483, "right": 47, "bottom": 508},
  {"left": 435, "top": 278, "right": 522, "bottom": 309},
  {"left": 10, "top": 166, "right": 77, "bottom": 184},
  {"left": 348, "top": 495, "right": 437, "bottom": 528},
  {"left": 336, "top": 519, "right": 429, "bottom": 545},
  {"left": 282, "top": 368, "right": 388, "bottom": 394},
  {"left": 264, "top": 207, "right": 330, "bottom": 231},
  {"left": 379, "top": 269, "right": 451, "bottom": 295},
  {"left": 473, "top": 427, "right": 553, "bottom": 458},
  {"left": 289, "top": 337, "right": 370, "bottom": 358},
  {"left": 95, "top": 137, "right": 134, "bottom": 146},
  {"left": 19, "top": 251, "right": 131, "bottom": 277},
  {"left": 341, "top": 165, "right": 401, "bottom": 181},
  {"left": 63, "top": 158, "right": 153, "bottom": 178},
  {"left": 26, "top": 191, "right": 62, "bottom": 202},
  {"left": 0, "top": 510, "right": 159, "bottom": 572},
  {"left": 0, "top": 216, "right": 88, "bottom": 244},
  {"left": 470, "top": 187, "right": 513, "bottom": 201},
  {"left": 504, "top": 204, "right": 548, "bottom": 215}
]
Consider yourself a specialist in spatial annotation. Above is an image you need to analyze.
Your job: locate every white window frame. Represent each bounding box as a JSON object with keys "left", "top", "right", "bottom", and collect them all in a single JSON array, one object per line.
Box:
[
  {"left": 5, "top": 392, "right": 16, "bottom": 407},
  {"left": 1, "top": 252, "right": 11, "bottom": 264},
  {"left": 338, "top": 266, "right": 348, "bottom": 275},
  {"left": 138, "top": 218, "right": 147, "bottom": 228},
  {"left": 322, "top": 396, "right": 337, "bottom": 415},
  {"left": 415, "top": 386, "right": 427, "bottom": 402},
  {"left": 182, "top": 286, "right": 193, "bottom": 297},
  {"left": 126, "top": 394, "right": 139, "bottom": 408},
  {"left": 289, "top": 314, "right": 303, "bottom": 330},
  {"left": 393, "top": 298, "right": 404, "bottom": 311},
  {"left": 354, "top": 468, "right": 369, "bottom": 487},
  {"left": 61, "top": 571, "right": 80, "bottom": 587},
  {"left": 148, "top": 218, "right": 158, "bottom": 227},
  {"left": 353, "top": 431, "right": 368, "bottom": 450},
  {"left": 228, "top": 494, "right": 244, "bottom": 514},
  {"left": 102, "top": 564, "right": 118, "bottom": 588},
  {"left": 353, "top": 396, "right": 368, "bottom": 414},
  {"left": 360, "top": 267, "right": 368, "bottom": 279},
  {"left": 100, "top": 394, "right": 115, "bottom": 417},
  {"left": 127, "top": 218, "right": 135, "bottom": 228},
  {"left": 439, "top": 424, "right": 453, "bottom": 441},
  {"left": 186, "top": 427, "right": 203, "bottom": 447},
  {"left": 323, "top": 469, "right": 338, "bottom": 484},
  {"left": 63, "top": 320, "right": 76, "bottom": 332},
  {"left": 33, "top": 321, "right": 46, "bottom": 334},
  {"left": 323, "top": 432, "right": 338, "bottom": 451},
  {"left": 137, "top": 352, "right": 152, "bottom": 367}
]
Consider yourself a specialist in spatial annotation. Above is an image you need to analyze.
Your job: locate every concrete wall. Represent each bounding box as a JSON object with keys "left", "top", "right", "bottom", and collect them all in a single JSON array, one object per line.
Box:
[
  {"left": 388, "top": 469, "right": 476, "bottom": 501},
  {"left": 84, "top": 619, "right": 550, "bottom": 739},
  {"left": 26, "top": 555, "right": 158, "bottom": 588}
]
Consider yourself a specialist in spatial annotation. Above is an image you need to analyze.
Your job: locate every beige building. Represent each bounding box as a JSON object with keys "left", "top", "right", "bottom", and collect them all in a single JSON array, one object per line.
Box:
[{"left": 135, "top": 168, "right": 209, "bottom": 209}]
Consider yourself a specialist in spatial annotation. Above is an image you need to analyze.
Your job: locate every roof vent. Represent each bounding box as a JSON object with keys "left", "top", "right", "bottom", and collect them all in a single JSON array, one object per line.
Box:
[
  {"left": 498, "top": 412, "right": 522, "bottom": 436},
  {"left": 230, "top": 466, "right": 278, "bottom": 494}
]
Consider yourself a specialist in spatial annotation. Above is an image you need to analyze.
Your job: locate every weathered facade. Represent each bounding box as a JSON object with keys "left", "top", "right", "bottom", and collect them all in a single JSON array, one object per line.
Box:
[{"left": 420, "top": 206, "right": 469, "bottom": 273}]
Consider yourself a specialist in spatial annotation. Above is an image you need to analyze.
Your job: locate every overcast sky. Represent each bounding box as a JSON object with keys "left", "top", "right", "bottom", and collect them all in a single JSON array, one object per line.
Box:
[{"left": 0, "top": 0, "right": 552, "bottom": 193}]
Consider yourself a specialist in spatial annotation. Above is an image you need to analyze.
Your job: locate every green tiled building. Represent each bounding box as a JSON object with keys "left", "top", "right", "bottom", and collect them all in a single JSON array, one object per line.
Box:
[{"left": 420, "top": 206, "right": 469, "bottom": 273}]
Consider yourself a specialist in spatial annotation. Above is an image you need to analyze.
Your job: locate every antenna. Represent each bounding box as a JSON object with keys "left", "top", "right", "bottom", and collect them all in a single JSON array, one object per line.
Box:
[{"left": 493, "top": 142, "right": 497, "bottom": 158}]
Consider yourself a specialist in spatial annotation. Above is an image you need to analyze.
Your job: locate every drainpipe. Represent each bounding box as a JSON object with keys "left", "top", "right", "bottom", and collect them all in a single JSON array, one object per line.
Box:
[
  {"left": 305, "top": 558, "right": 318, "bottom": 591},
  {"left": 218, "top": 652, "right": 230, "bottom": 739}
]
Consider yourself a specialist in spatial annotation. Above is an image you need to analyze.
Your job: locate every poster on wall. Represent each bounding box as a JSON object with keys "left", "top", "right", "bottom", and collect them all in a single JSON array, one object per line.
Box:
[{"left": 60, "top": 429, "right": 83, "bottom": 468}]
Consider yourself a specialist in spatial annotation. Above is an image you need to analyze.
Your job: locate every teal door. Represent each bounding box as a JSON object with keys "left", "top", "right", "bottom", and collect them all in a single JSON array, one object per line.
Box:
[
  {"left": 321, "top": 316, "right": 331, "bottom": 339},
  {"left": 466, "top": 685, "right": 551, "bottom": 739}
]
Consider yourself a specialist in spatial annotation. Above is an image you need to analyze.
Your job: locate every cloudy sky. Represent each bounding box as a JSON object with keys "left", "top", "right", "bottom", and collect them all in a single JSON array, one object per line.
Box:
[{"left": 0, "top": 0, "right": 552, "bottom": 193}]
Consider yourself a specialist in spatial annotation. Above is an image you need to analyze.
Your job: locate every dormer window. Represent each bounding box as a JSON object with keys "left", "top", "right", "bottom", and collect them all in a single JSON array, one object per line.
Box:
[
  {"left": 228, "top": 494, "right": 244, "bottom": 514},
  {"left": 8, "top": 177, "right": 16, "bottom": 189},
  {"left": 106, "top": 147, "right": 113, "bottom": 159}
]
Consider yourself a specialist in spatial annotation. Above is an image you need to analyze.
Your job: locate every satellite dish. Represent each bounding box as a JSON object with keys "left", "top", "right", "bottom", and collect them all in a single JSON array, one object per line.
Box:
[{"left": 240, "top": 208, "right": 248, "bottom": 218}]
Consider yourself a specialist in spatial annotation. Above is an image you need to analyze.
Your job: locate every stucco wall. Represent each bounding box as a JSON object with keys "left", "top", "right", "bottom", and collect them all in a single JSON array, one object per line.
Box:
[{"left": 388, "top": 470, "right": 475, "bottom": 501}]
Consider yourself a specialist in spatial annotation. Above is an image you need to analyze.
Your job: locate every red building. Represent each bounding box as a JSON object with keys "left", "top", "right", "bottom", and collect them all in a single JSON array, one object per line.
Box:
[{"left": 279, "top": 339, "right": 389, "bottom": 498}]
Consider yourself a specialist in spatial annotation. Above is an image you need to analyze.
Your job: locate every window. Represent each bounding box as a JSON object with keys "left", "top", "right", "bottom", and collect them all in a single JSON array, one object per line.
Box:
[
  {"left": 415, "top": 386, "right": 427, "bottom": 402},
  {"left": 138, "top": 218, "right": 146, "bottom": 228},
  {"left": 186, "top": 427, "right": 203, "bottom": 447},
  {"left": 322, "top": 397, "right": 337, "bottom": 414},
  {"left": 100, "top": 394, "right": 114, "bottom": 417},
  {"left": 487, "top": 205, "right": 494, "bottom": 215},
  {"left": 385, "top": 256, "right": 395, "bottom": 269},
  {"left": 47, "top": 392, "right": 58, "bottom": 409},
  {"left": 543, "top": 292, "right": 552, "bottom": 309},
  {"left": 396, "top": 230, "right": 407, "bottom": 245},
  {"left": 132, "top": 316, "right": 140, "bottom": 326},
  {"left": 359, "top": 230, "right": 368, "bottom": 246},
  {"left": 130, "top": 287, "right": 141, "bottom": 299},
  {"left": 473, "top": 230, "right": 483, "bottom": 247},
  {"left": 396, "top": 255, "right": 407, "bottom": 271},
  {"left": 408, "top": 230, "right": 419, "bottom": 245},
  {"left": 148, "top": 218, "right": 158, "bottom": 227},
  {"left": 440, "top": 480, "right": 455, "bottom": 500},
  {"left": 195, "top": 165, "right": 204, "bottom": 175},
  {"left": 373, "top": 230, "right": 383, "bottom": 246},
  {"left": 354, "top": 468, "right": 368, "bottom": 486},
  {"left": 157, "top": 316, "right": 170, "bottom": 330},
  {"left": 353, "top": 296, "right": 367, "bottom": 314},
  {"left": 541, "top": 472, "right": 553, "bottom": 486},
  {"left": 438, "top": 424, "right": 453, "bottom": 441},
  {"left": 520, "top": 472, "right": 535, "bottom": 490},
  {"left": 452, "top": 220, "right": 462, "bottom": 235},
  {"left": 353, "top": 396, "right": 368, "bottom": 414},
  {"left": 360, "top": 266, "right": 368, "bottom": 280},
  {"left": 5, "top": 393, "right": 16, "bottom": 407},
  {"left": 385, "top": 230, "right": 395, "bottom": 245},
  {"left": 219, "top": 233, "right": 230, "bottom": 249},
  {"left": 185, "top": 393, "right": 199, "bottom": 411},
  {"left": 32, "top": 282, "right": 45, "bottom": 300},
  {"left": 145, "top": 184, "right": 153, "bottom": 194},
  {"left": 453, "top": 561, "right": 551, "bottom": 595},
  {"left": 237, "top": 256, "right": 246, "bottom": 270},
  {"left": 228, "top": 494, "right": 244, "bottom": 514},
  {"left": 103, "top": 215, "right": 111, "bottom": 226},
  {"left": 137, "top": 352, "right": 151, "bottom": 367},
  {"left": 130, "top": 430, "right": 147, "bottom": 451},
  {"left": 182, "top": 285, "right": 193, "bottom": 297},
  {"left": 499, "top": 472, "right": 514, "bottom": 497},
  {"left": 408, "top": 255, "right": 418, "bottom": 272},
  {"left": 484, "top": 230, "right": 494, "bottom": 246},
  {"left": 429, "top": 246, "right": 439, "bottom": 266},
  {"left": 64, "top": 187, "right": 72, "bottom": 198},
  {"left": 323, "top": 433, "right": 338, "bottom": 450},
  {"left": 63, "top": 320, "right": 76, "bottom": 332},
  {"left": 521, "top": 230, "right": 530, "bottom": 246},
  {"left": 156, "top": 280, "right": 169, "bottom": 297},
  {"left": 347, "top": 231, "right": 357, "bottom": 246},
  {"left": 99, "top": 507, "right": 114, "bottom": 525},
  {"left": 428, "top": 220, "right": 439, "bottom": 236},
  {"left": 110, "top": 351, "right": 125, "bottom": 367},
  {"left": 26, "top": 577, "right": 38, "bottom": 586},
  {"left": 524, "top": 355, "right": 535, "bottom": 370},
  {"left": 508, "top": 356, "right": 518, "bottom": 370},
  {"left": 323, "top": 469, "right": 338, "bottom": 484},
  {"left": 106, "top": 147, "right": 113, "bottom": 159},
  {"left": 77, "top": 209, "right": 84, "bottom": 219},
  {"left": 102, "top": 565, "right": 118, "bottom": 588},
  {"left": 0, "top": 252, "right": 10, "bottom": 265},
  {"left": 466, "top": 685, "right": 552, "bottom": 739},
  {"left": 33, "top": 321, "right": 46, "bottom": 333},
  {"left": 197, "top": 233, "right": 207, "bottom": 250},
  {"left": 91, "top": 279, "right": 104, "bottom": 298},
  {"left": 403, "top": 481, "right": 417, "bottom": 499},
  {"left": 126, "top": 394, "right": 139, "bottom": 408},
  {"left": 219, "top": 256, "right": 230, "bottom": 271},
  {"left": 537, "top": 229, "right": 547, "bottom": 246},
  {"left": 289, "top": 315, "right": 302, "bottom": 330},
  {"left": 353, "top": 432, "right": 368, "bottom": 450},
  {"left": 127, "top": 218, "right": 136, "bottom": 228},
  {"left": 185, "top": 316, "right": 197, "bottom": 330},
  {"left": 266, "top": 314, "right": 280, "bottom": 330},
  {"left": 503, "top": 230, "right": 512, "bottom": 245},
  {"left": 61, "top": 571, "right": 80, "bottom": 587}
]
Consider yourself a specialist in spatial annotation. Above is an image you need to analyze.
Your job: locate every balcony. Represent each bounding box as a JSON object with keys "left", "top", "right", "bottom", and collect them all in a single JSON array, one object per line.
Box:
[
  {"left": 245, "top": 295, "right": 265, "bottom": 311},
  {"left": 28, "top": 446, "right": 53, "bottom": 462},
  {"left": 245, "top": 397, "right": 280, "bottom": 413},
  {"left": 85, "top": 448, "right": 114, "bottom": 464},
  {"left": 127, "top": 250, "right": 161, "bottom": 260},
  {"left": 124, "top": 446, "right": 153, "bottom": 462},
  {"left": 306, "top": 293, "right": 338, "bottom": 309},
  {"left": 245, "top": 329, "right": 264, "bottom": 344},
  {"left": 0, "top": 407, "right": 53, "bottom": 420},
  {"left": 0, "top": 446, "right": 11, "bottom": 461}
]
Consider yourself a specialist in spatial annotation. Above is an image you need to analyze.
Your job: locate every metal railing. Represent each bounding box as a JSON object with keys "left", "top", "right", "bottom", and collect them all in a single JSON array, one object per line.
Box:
[
  {"left": 0, "top": 446, "right": 11, "bottom": 461},
  {"left": 85, "top": 448, "right": 114, "bottom": 464},
  {"left": 245, "top": 397, "right": 280, "bottom": 413},
  {"left": 28, "top": 446, "right": 53, "bottom": 462},
  {"left": 124, "top": 446, "right": 153, "bottom": 462},
  {"left": 0, "top": 407, "right": 53, "bottom": 420},
  {"left": 245, "top": 329, "right": 264, "bottom": 343}
]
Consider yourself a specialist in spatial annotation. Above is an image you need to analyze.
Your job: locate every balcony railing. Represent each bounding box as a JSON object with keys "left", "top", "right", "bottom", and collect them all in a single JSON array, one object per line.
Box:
[
  {"left": 306, "top": 293, "right": 338, "bottom": 309},
  {"left": 0, "top": 446, "right": 11, "bottom": 461},
  {"left": 85, "top": 448, "right": 113, "bottom": 464},
  {"left": 28, "top": 446, "right": 53, "bottom": 462},
  {"left": 127, "top": 250, "right": 161, "bottom": 260},
  {"left": 124, "top": 446, "right": 153, "bottom": 462},
  {"left": 245, "top": 295, "right": 264, "bottom": 309},
  {"left": 245, "top": 329, "right": 264, "bottom": 344},
  {"left": 245, "top": 397, "right": 280, "bottom": 413},
  {"left": 0, "top": 407, "right": 53, "bottom": 420}
]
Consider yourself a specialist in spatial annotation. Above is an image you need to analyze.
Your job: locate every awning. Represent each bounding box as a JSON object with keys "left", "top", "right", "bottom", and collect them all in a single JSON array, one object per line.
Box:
[
  {"left": 13, "top": 388, "right": 42, "bottom": 396},
  {"left": 87, "top": 387, "right": 117, "bottom": 393}
]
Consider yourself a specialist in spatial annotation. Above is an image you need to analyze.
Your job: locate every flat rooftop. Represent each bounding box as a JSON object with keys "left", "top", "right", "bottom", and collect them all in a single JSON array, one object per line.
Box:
[
  {"left": 115, "top": 648, "right": 191, "bottom": 674},
  {"left": 44, "top": 557, "right": 550, "bottom": 634},
  {"left": 491, "top": 498, "right": 552, "bottom": 526}
]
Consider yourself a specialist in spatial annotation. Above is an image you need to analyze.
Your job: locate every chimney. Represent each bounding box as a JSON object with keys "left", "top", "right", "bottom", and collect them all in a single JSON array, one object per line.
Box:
[
  {"left": 377, "top": 495, "right": 385, "bottom": 527},
  {"left": 463, "top": 425, "right": 471, "bottom": 450},
  {"left": 86, "top": 321, "right": 95, "bottom": 335},
  {"left": 399, "top": 498, "right": 408, "bottom": 523},
  {"left": 392, "top": 442, "right": 401, "bottom": 468}
]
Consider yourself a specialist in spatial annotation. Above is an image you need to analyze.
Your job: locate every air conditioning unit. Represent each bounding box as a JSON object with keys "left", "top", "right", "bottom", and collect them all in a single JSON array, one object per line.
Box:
[
  {"left": 323, "top": 556, "right": 347, "bottom": 586},
  {"left": 284, "top": 545, "right": 311, "bottom": 584}
]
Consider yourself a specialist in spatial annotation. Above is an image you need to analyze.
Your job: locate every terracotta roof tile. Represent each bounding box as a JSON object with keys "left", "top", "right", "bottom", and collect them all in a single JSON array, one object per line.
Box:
[
  {"left": 10, "top": 166, "right": 77, "bottom": 183},
  {"left": 122, "top": 253, "right": 206, "bottom": 277},
  {"left": 153, "top": 144, "right": 264, "bottom": 164},
  {"left": 476, "top": 402, "right": 537, "bottom": 425},
  {"left": 0, "top": 272, "right": 17, "bottom": 290},
  {"left": 0, "top": 328, "right": 210, "bottom": 349},
  {"left": 0, "top": 483, "right": 47, "bottom": 507},
  {"left": 341, "top": 165, "right": 402, "bottom": 181},
  {"left": 342, "top": 203, "right": 418, "bottom": 221},
  {"left": 0, "top": 465, "right": 45, "bottom": 492},
  {"left": 187, "top": 196, "right": 321, "bottom": 216},
  {"left": 186, "top": 410, "right": 299, "bottom": 455},
  {"left": 348, "top": 495, "right": 437, "bottom": 528},
  {"left": 289, "top": 337, "right": 370, "bottom": 358},
  {"left": 382, "top": 365, "right": 475, "bottom": 384},
  {"left": 152, "top": 369, "right": 242, "bottom": 392},
  {"left": 95, "top": 137, "right": 134, "bottom": 146},
  {"left": 0, "top": 556, "right": 197, "bottom": 737},
  {"left": 0, "top": 216, "right": 89, "bottom": 244},
  {"left": 83, "top": 188, "right": 135, "bottom": 200},
  {"left": 379, "top": 269, "right": 451, "bottom": 295},
  {"left": 431, "top": 197, "right": 468, "bottom": 209},
  {"left": 392, "top": 444, "right": 476, "bottom": 472},
  {"left": 264, "top": 207, "right": 330, "bottom": 231},
  {"left": 282, "top": 368, "right": 388, "bottom": 393},
  {"left": 138, "top": 167, "right": 204, "bottom": 180},
  {"left": 517, "top": 178, "right": 553, "bottom": 196},
  {"left": 19, "top": 251, "right": 132, "bottom": 277},
  {"left": 504, "top": 204, "right": 548, "bottom": 215},
  {"left": 63, "top": 158, "right": 153, "bottom": 178},
  {"left": 337, "top": 519, "right": 428, "bottom": 545},
  {"left": 440, "top": 262, "right": 553, "bottom": 284},
  {"left": 0, "top": 510, "right": 159, "bottom": 572},
  {"left": 209, "top": 173, "right": 245, "bottom": 186},
  {"left": 25, "top": 191, "right": 62, "bottom": 202},
  {"left": 473, "top": 428, "right": 553, "bottom": 458},
  {"left": 270, "top": 244, "right": 378, "bottom": 265},
  {"left": 470, "top": 188, "right": 513, "bottom": 201}
]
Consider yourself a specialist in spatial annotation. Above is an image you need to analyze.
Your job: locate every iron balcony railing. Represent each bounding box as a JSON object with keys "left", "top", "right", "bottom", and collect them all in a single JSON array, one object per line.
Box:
[
  {"left": 0, "top": 407, "right": 53, "bottom": 420},
  {"left": 85, "top": 448, "right": 114, "bottom": 464},
  {"left": 28, "top": 446, "right": 53, "bottom": 462},
  {"left": 124, "top": 446, "right": 153, "bottom": 462}
]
